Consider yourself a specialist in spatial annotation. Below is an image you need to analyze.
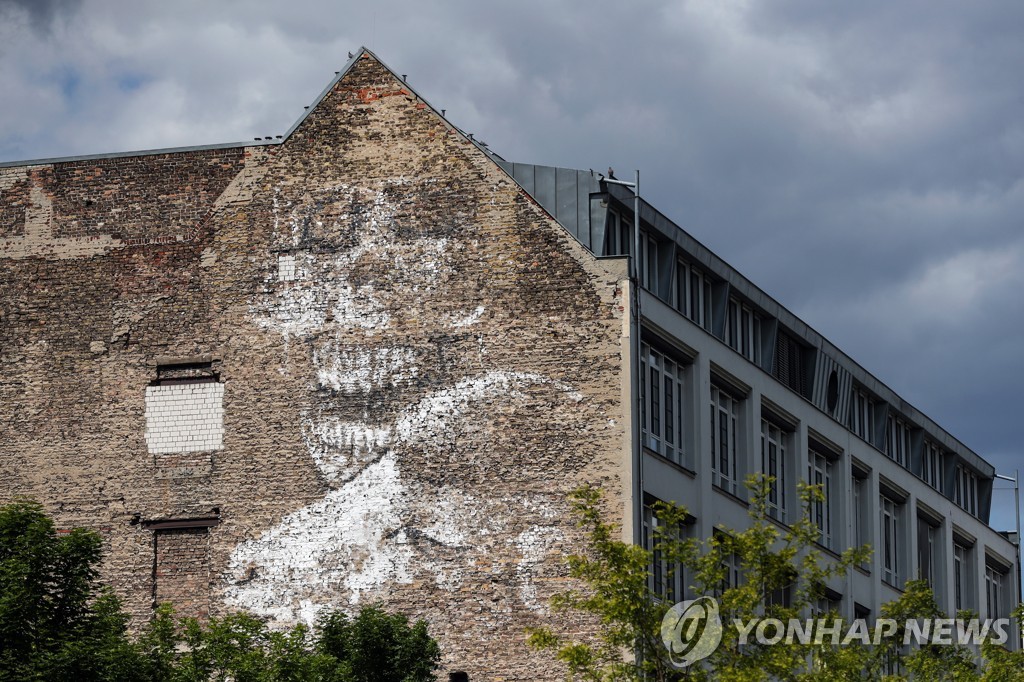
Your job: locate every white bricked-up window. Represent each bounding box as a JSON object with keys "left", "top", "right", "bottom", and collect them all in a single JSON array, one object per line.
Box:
[
  {"left": 144, "top": 361, "right": 224, "bottom": 455},
  {"left": 277, "top": 253, "right": 296, "bottom": 282}
]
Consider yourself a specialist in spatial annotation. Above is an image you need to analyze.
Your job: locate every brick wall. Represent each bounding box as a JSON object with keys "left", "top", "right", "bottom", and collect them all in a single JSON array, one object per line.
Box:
[
  {"left": 0, "top": 52, "right": 630, "bottom": 680},
  {"left": 154, "top": 528, "right": 212, "bottom": 620}
]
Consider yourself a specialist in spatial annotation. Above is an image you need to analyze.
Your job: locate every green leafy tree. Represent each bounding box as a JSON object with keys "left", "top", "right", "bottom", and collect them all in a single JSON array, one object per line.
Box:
[
  {"left": 0, "top": 499, "right": 148, "bottom": 682},
  {"left": 1, "top": 500, "right": 442, "bottom": 682},
  {"left": 315, "top": 606, "right": 441, "bottom": 682},
  {"left": 526, "top": 477, "right": 1024, "bottom": 681}
]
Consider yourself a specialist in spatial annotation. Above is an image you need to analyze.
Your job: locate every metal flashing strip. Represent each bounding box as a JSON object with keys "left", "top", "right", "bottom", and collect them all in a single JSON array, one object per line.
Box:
[{"left": 141, "top": 517, "right": 221, "bottom": 531}]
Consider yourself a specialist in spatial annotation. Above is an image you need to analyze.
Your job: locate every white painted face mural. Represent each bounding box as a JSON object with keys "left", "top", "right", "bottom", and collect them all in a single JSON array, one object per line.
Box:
[{"left": 225, "top": 182, "right": 584, "bottom": 625}]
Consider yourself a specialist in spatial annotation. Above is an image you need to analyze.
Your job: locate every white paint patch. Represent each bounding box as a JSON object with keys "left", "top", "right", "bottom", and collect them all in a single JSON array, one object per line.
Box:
[
  {"left": 224, "top": 453, "right": 412, "bottom": 621},
  {"left": 394, "top": 371, "right": 583, "bottom": 443},
  {"left": 314, "top": 344, "right": 418, "bottom": 393},
  {"left": 302, "top": 416, "right": 391, "bottom": 483},
  {"left": 450, "top": 305, "right": 485, "bottom": 328},
  {"left": 514, "top": 525, "right": 558, "bottom": 612},
  {"left": 235, "top": 181, "right": 590, "bottom": 626}
]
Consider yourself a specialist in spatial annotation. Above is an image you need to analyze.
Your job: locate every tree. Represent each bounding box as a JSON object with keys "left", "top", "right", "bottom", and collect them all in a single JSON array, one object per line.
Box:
[
  {"left": 527, "top": 477, "right": 1024, "bottom": 681},
  {"left": 0, "top": 500, "right": 442, "bottom": 682},
  {"left": 0, "top": 499, "right": 148, "bottom": 682}
]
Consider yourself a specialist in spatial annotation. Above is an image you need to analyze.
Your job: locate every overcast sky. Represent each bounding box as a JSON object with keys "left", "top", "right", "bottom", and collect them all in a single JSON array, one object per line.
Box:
[{"left": 1, "top": 0, "right": 1021, "bottom": 532}]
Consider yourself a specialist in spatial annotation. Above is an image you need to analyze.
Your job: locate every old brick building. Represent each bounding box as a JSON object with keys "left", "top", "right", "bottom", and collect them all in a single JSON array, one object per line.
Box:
[
  {"left": 2, "top": 46, "right": 1019, "bottom": 679},
  {"left": 0, "top": 50, "right": 631, "bottom": 678}
]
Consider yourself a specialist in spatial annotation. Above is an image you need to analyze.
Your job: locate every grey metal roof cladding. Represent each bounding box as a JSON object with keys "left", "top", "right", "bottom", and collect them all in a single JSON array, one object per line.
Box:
[{"left": 0, "top": 47, "right": 473, "bottom": 169}]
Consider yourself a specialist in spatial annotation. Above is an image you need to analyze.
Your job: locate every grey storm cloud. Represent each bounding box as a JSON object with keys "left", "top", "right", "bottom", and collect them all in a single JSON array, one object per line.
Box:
[
  {"left": 0, "top": 0, "right": 82, "bottom": 32},
  {"left": 0, "top": 0, "right": 1021, "bottom": 529}
]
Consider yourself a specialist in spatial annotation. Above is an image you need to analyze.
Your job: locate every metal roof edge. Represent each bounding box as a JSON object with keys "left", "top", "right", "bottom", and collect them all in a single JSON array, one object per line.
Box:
[{"left": 0, "top": 140, "right": 272, "bottom": 169}]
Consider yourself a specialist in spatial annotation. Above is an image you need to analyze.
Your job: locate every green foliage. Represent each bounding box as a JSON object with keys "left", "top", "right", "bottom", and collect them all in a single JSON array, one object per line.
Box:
[
  {"left": 0, "top": 500, "right": 441, "bottom": 682},
  {"left": 0, "top": 499, "right": 147, "bottom": 682},
  {"left": 315, "top": 607, "right": 441, "bottom": 682},
  {"left": 529, "top": 478, "right": 1024, "bottom": 682}
]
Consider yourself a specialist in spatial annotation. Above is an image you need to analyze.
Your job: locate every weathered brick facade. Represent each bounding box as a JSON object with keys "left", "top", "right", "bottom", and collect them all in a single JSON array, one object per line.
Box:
[{"left": 0, "top": 51, "right": 630, "bottom": 679}]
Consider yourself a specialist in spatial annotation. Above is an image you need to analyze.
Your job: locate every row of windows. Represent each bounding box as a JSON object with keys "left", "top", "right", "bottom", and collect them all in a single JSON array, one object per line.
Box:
[
  {"left": 614, "top": 210, "right": 985, "bottom": 518},
  {"left": 850, "top": 385, "right": 981, "bottom": 516},
  {"left": 640, "top": 341, "right": 998, "bottom": 589},
  {"left": 645, "top": 496, "right": 1011, "bottom": 619}
]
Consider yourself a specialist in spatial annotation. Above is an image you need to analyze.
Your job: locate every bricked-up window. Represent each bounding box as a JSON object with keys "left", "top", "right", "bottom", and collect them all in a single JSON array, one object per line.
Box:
[
  {"left": 144, "top": 360, "right": 224, "bottom": 455},
  {"left": 145, "top": 517, "right": 220, "bottom": 620}
]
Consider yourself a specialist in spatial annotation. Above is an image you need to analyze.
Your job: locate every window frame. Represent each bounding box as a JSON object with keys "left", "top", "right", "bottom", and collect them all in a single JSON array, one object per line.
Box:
[
  {"left": 921, "top": 440, "right": 944, "bottom": 491},
  {"left": 807, "top": 447, "right": 835, "bottom": 551},
  {"left": 711, "top": 384, "right": 742, "bottom": 497},
  {"left": 954, "top": 465, "right": 979, "bottom": 516},
  {"left": 760, "top": 416, "right": 790, "bottom": 522},
  {"left": 885, "top": 414, "right": 912, "bottom": 467},
  {"left": 640, "top": 343, "right": 689, "bottom": 468},
  {"left": 880, "top": 494, "right": 903, "bottom": 587},
  {"left": 848, "top": 386, "right": 875, "bottom": 443},
  {"left": 726, "top": 297, "right": 761, "bottom": 364}
]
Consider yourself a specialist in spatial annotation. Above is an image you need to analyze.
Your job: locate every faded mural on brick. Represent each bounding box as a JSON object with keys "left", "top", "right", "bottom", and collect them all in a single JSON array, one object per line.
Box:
[{"left": 222, "top": 180, "right": 587, "bottom": 624}]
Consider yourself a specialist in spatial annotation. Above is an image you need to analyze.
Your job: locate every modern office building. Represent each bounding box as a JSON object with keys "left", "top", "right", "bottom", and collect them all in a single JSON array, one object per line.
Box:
[
  {"left": 0, "top": 48, "right": 1018, "bottom": 680},
  {"left": 493, "top": 157, "right": 1021, "bottom": 634}
]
